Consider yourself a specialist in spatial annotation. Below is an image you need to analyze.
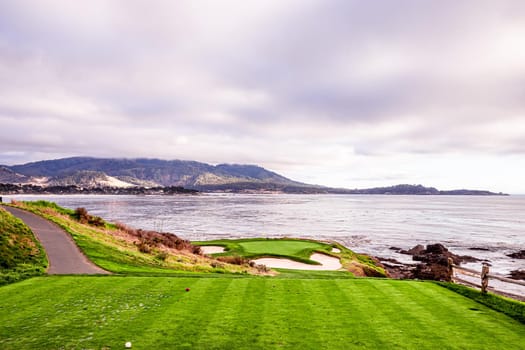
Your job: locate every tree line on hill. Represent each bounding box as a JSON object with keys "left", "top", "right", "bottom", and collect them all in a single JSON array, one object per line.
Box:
[{"left": 0, "top": 183, "right": 197, "bottom": 195}]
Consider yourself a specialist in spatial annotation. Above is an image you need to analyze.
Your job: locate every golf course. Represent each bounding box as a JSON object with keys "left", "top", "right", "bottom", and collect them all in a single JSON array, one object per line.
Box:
[{"left": 0, "top": 201, "right": 524, "bottom": 349}]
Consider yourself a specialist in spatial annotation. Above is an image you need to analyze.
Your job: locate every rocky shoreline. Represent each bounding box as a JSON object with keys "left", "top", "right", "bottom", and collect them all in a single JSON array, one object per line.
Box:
[{"left": 377, "top": 243, "right": 525, "bottom": 283}]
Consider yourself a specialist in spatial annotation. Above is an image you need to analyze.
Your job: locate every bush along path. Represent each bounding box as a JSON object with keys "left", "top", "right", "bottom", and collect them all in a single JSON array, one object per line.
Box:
[{"left": 2, "top": 206, "right": 109, "bottom": 275}]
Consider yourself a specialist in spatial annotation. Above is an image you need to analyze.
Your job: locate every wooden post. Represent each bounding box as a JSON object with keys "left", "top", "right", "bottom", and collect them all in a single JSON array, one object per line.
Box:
[
  {"left": 447, "top": 257, "right": 454, "bottom": 282},
  {"left": 481, "top": 263, "right": 489, "bottom": 293}
]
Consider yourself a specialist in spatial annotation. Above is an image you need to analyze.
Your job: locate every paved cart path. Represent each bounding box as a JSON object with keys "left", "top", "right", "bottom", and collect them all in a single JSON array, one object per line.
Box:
[{"left": 3, "top": 206, "right": 109, "bottom": 275}]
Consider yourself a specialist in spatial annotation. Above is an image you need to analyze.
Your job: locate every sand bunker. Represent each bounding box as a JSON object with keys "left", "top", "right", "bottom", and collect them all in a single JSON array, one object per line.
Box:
[
  {"left": 252, "top": 253, "right": 342, "bottom": 271},
  {"left": 201, "top": 246, "right": 226, "bottom": 254},
  {"left": 332, "top": 247, "right": 341, "bottom": 253}
]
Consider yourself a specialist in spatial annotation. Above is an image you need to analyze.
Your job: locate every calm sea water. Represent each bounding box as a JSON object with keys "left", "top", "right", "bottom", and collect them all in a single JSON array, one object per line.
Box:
[{"left": 6, "top": 193, "right": 525, "bottom": 276}]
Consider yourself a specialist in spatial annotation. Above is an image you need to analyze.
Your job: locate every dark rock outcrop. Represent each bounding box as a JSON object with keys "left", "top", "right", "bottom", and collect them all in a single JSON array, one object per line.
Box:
[
  {"left": 410, "top": 243, "right": 480, "bottom": 265},
  {"left": 510, "top": 270, "right": 525, "bottom": 280},
  {"left": 377, "top": 257, "right": 417, "bottom": 279},
  {"left": 383, "top": 243, "right": 481, "bottom": 281},
  {"left": 507, "top": 250, "right": 525, "bottom": 259},
  {"left": 400, "top": 244, "right": 425, "bottom": 255}
]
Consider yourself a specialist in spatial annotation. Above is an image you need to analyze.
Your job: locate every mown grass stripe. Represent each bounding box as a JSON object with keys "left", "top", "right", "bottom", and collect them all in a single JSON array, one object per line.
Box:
[
  {"left": 334, "top": 279, "right": 391, "bottom": 348},
  {"left": 133, "top": 278, "right": 221, "bottom": 349},
  {"left": 1, "top": 277, "right": 106, "bottom": 348},
  {"left": 193, "top": 278, "right": 248, "bottom": 349},
  {"left": 324, "top": 280, "right": 382, "bottom": 348},
  {"left": 407, "top": 282, "right": 525, "bottom": 348},
  {"left": 253, "top": 278, "right": 293, "bottom": 349},
  {"left": 303, "top": 279, "right": 364, "bottom": 348},
  {"left": 365, "top": 281, "right": 450, "bottom": 348},
  {"left": 1, "top": 277, "right": 524, "bottom": 349},
  {"left": 64, "top": 277, "right": 172, "bottom": 349},
  {"left": 265, "top": 280, "right": 293, "bottom": 347},
  {"left": 272, "top": 280, "right": 325, "bottom": 349},
  {"left": 229, "top": 278, "right": 271, "bottom": 349},
  {"left": 91, "top": 277, "right": 180, "bottom": 345},
  {"left": 90, "top": 277, "right": 183, "bottom": 349}
]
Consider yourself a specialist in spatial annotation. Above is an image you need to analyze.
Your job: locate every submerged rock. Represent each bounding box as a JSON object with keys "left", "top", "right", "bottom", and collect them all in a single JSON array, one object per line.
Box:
[
  {"left": 509, "top": 270, "right": 525, "bottom": 280},
  {"left": 507, "top": 250, "right": 525, "bottom": 259},
  {"left": 400, "top": 244, "right": 425, "bottom": 256}
]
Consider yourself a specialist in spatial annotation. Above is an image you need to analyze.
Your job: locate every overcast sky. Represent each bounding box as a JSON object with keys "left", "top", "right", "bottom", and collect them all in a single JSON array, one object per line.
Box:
[{"left": 1, "top": 1, "right": 524, "bottom": 193}]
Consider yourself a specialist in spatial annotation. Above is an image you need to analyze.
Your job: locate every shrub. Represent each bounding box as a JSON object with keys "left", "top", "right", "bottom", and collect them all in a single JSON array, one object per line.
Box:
[
  {"left": 88, "top": 215, "right": 105, "bottom": 227},
  {"left": 74, "top": 207, "right": 89, "bottom": 224},
  {"left": 135, "top": 239, "right": 152, "bottom": 254},
  {"left": 217, "top": 255, "right": 249, "bottom": 265},
  {"left": 256, "top": 264, "right": 269, "bottom": 273},
  {"left": 0, "top": 251, "right": 16, "bottom": 269},
  {"left": 210, "top": 261, "right": 225, "bottom": 269},
  {"left": 155, "top": 252, "right": 168, "bottom": 261},
  {"left": 116, "top": 222, "right": 137, "bottom": 236},
  {"left": 362, "top": 265, "right": 388, "bottom": 278},
  {"left": 72, "top": 207, "right": 105, "bottom": 227}
]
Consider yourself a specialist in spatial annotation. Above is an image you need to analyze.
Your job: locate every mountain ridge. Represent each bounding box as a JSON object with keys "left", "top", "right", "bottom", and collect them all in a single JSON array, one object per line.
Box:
[
  {"left": 1, "top": 157, "right": 506, "bottom": 195},
  {"left": 3, "top": 156, "right": 303, "bottom": 189}
]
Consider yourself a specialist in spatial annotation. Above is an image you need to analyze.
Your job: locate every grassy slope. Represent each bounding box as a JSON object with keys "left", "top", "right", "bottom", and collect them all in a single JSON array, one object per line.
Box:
[
  {"left": 0, "top": 276, "right": 523, "bottom": 350},
  {"left": 195, "top": 238, "right": 386, "bottom": 277},
  {"left": 0, "top": 207, "right": 47, "bottom": 285},
  {"left": 7, "top": 201, "right": 252, "bottom": 276},
  {"left": 439, "top": 282, "right": 525, "bottom": 323}
]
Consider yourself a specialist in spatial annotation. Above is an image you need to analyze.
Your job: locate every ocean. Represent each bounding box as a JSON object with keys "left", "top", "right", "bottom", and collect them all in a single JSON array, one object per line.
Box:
[{"left": 6, "top": 193, "right": 524, "bottom": 277}]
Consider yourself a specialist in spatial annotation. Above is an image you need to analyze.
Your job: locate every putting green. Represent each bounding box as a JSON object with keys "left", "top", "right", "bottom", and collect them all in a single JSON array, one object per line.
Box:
[{"left": 237, "top": 240, "right": 327, "bottom": 256}]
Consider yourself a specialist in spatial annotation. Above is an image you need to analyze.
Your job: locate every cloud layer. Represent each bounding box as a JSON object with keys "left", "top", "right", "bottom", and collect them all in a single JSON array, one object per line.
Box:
[{"left": 1, "top": 1, "right": 524, "bottom": 192}]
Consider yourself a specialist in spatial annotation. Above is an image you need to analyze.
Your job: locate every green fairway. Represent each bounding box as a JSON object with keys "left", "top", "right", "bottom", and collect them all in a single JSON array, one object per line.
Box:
[{"left": 0, "top": 276, "right": 523, "bottom": 349}]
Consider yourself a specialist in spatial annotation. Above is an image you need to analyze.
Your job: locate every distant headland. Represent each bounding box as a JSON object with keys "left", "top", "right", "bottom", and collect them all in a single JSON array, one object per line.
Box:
[{"left": 0, "top": 157, "right": 507, "bottom": 195}]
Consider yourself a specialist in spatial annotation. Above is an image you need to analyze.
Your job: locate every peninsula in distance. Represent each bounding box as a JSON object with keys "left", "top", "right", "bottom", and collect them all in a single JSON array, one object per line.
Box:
[{"left": 0, "top": 157, "right": 507, "bottom": 196}]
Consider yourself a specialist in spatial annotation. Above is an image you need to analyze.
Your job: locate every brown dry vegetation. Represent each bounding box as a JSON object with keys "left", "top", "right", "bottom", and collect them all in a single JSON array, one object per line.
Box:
[
  {"left": 9, "top": 201, "right": 272, "bottom": 276},
  {"left": 114, "top": 222, "right": 202, "bottom": 255}
]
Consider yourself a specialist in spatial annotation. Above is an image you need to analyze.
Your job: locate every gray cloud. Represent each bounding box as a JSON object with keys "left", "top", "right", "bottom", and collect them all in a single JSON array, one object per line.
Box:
[{"left": 1, "top": 0, "right": 525, "bottom": 192}]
